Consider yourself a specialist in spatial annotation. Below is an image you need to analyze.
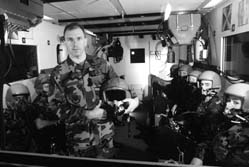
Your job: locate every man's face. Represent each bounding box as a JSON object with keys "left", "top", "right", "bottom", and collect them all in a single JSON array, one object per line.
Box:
[
  {"left": 64, "top": 27, "right": 87, "bottom": 59},
  {"left": 178, "top": 70, "right": 188, "bottom": 77},
  {"left": 188, "top": 76, "right": 198, "bottom": 84},
  {"left": 224, "top": 96, "right": 242, "bottom": 118},
  {"left": 42, "top": 83, "right": 50, "bottom": 93},
  {"left": 11, "top": 95, "right": 29, "bottom": 110},
  {"left": 199, "top": 80, "right": 212, "bottom": 96}
]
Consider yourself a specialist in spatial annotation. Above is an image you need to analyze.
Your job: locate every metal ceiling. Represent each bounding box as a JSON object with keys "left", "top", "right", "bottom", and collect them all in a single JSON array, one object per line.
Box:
[{"left": 42, "top": 0, "right": 213, "bottom": 36}]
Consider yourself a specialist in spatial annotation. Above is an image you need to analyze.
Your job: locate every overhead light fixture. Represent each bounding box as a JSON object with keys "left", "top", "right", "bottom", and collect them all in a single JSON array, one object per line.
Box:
[
  {"left": 203, "top": 0, "right": 224, "bottom": 9},
  {"left": 43, "top": 15, "right": 54, "bottom": 21},
  {"left": 85, "top": 29, "right": 96, "bottom": 37},
  {"left": 164, "top": 2, "right": 172, "bottom": 21},
  {"left": 109, "top": 0, "right": 126, "bottom": 17}
]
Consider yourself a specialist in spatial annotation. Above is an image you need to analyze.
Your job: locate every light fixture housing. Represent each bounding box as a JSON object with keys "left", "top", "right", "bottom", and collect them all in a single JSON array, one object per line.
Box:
[
  {"left": 164, "top": 2, "right": 172, "bottom": 21},
  {"left": 199, "top": 0, "right": 226, "bottom": 10},
  {"left": 204, "top": 0, "right": 224, "bottom": 8}
]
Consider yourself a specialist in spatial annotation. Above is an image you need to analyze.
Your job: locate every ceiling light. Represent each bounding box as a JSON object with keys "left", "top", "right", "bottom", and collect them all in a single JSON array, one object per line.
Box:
[
  {"left": 204, "top": 0, "right": 224, "bottom": 8},
  {"left": 109, "top": 0, "right": 126, "bottom": 16},
  {"left": 164, "top": 2, "right": 172, "bottom": 21},
  {"left": 43, "top": 15, "right": 54, "bottom": 21},
  {"left": 85, "top": 29, "right": 96, "bottom": 37}
]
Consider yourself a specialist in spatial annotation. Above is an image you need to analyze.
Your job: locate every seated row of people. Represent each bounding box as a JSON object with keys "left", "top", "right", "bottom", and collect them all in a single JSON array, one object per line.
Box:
[{"left": 153, "top": 63, "right": 249, "bottom": 166}]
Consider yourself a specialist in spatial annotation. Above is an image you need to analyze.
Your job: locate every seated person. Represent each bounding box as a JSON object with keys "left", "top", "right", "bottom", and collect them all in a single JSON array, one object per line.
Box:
[
  {"left": 212, "top": 83, "right": 249, "bottom": 167},
  {"left": 189, "top": 70, "right": 224, "bottom": 165},
  {"left": 185, "top": 69, "right": 202, "bottom": 111},
  {"left": 4, "top": 83, "right": 37, "bottom": 152},
  {"left": 190, "top": 75, "right": 249, "bottom": 166},
  {"left": 165, "top": 64, "right": 193, "bottom": 116},
  {"left": 197, "top": 70, "right": 224, "bottom": 141}
]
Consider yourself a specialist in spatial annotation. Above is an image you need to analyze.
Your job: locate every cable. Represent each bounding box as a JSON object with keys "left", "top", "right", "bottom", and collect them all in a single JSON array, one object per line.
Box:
[
  {"left": 204, "top": 15, "right": 218, "bottom": 66},
  {"left": 3, "top": 31, "right": 14, "bottom": 79},
  {"left": 0, "top": 14, "right": 6, "bottom": 150},
  {"left": 156, "top": 21, "right": 165, "bottom": 42},
  {"left": 0, "top": 14, "right": 14, "bottom": 79}
]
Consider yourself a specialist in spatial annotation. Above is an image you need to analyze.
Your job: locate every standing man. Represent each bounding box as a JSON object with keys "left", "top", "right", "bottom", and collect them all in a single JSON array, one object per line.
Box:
[{"left": 50, "top": 23, "right": 139, "bottom": 158}]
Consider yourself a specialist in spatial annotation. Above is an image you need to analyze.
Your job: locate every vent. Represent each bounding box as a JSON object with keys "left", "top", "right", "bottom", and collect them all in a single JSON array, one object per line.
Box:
[
  {"left": 168, "top": 14, "right": 201, "bottom": 45},
  {"left": 0, "top": 0, "right": 43, "bottom": 31}
]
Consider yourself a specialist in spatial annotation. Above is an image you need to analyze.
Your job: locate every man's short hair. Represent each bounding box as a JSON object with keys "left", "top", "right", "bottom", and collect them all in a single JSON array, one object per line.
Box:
[{"left": 63, "top": 22, "right": 85, "bottom": 36}]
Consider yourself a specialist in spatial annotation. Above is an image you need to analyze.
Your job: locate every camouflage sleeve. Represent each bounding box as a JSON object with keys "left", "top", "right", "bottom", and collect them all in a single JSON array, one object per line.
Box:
[
  {"left": 208, "top": 98, "right": 222, "bottom": 114},
  {"left": 50, "top": 65, "right": 63, "bottom": 91},
  {"left": 50, "top": 65, "right": 66, "bottom": 103},
  {"left": 60, "top": 107, "right": 88, "bottom": 124}
]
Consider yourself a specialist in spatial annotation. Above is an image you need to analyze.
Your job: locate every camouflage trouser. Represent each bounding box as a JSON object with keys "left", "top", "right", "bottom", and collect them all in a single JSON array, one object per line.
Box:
[{"left": 68, "top": 120, "right": 114, "bottom": 157}]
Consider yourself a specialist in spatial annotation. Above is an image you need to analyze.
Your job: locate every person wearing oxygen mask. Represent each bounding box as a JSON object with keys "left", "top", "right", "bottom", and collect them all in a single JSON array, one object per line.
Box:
[
  {"left": 190, "top": 70, "right": 226, "bottom": 165},
  {"left": 165, "top": 69, "right": 203, "bottom": 144},
  {"left": 197, "top": 70, "right": 223, "bottom": 113},
  {"left": 50, "top": 22, "right": 139, "bottom": 158},
  {"left": 211, "top": 83, "right": 249, "bottom": 167},
  {"left": 185, "top": 70, "right": 202, "bottom": 111},
  {"left": 4, "top": 83, "right": 37, "bottom": 152},
  {"left": 191, "top": 82, "right": 249, "bottom": 166},
  {"left": 166, "top": 64, "right": 193, "bottom": 116}
]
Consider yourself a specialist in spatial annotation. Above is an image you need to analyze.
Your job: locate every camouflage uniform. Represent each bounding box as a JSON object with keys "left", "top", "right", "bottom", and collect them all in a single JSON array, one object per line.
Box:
[
  {"left": 192, "top": 96, "right": 229, "bottom": 165},
  {"left": 50, "top": 55, "right": 118, "bottom": 157},
  {"left": 211, "top": 83, "right": 249, "bottom": 166},
  {"left": 212, "top": 123, "right": 249, "bottom": 167},
  {"left": 32, "top": 74, "right": 66, "bottom": 154}
]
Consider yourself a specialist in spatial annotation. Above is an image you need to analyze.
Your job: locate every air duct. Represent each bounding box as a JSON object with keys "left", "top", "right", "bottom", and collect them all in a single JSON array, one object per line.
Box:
[
  {"left": 0, "top": 0, "right": 43, "bottom": 32},
  {"left": 168, "top": 13, "right": 201, "bottom": 45}
]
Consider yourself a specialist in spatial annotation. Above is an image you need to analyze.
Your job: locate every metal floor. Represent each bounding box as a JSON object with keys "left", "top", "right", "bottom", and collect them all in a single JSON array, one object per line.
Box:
[{"left": 113, "top": 101, "right": 196, "bottom": 163}]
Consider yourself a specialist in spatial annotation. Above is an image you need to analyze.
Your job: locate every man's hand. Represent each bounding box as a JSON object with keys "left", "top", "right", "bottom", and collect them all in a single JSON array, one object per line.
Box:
[
  {"left": 86, "top": 100, "right": 107, "bottom": 120},
  {"left": 122, "top": 97, "right": 139, "bottom": 114}
]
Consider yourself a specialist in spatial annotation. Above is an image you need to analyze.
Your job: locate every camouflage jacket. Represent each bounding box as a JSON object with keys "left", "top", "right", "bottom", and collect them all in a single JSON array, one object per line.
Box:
[
  {"left": 193, "top": 96, "right": 230, "bottom": 164},
  {"left": 4, "top": 103, "right": 37, "bottom": 152},
  {"left": 32, "top": 92, "right": 60, "bottom": 121},
  {"left": 212, "top": 124, "right": 249, "bottom": 167},
  {"left": 50, "top": 55, "right": 118, "bottom": 120},
  {"left": 197, "top": 96, "right": 225, "bottom": 140}
]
